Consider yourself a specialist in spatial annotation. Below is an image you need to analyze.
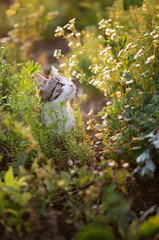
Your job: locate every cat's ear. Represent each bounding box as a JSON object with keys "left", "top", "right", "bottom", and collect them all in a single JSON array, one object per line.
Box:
[
  {"left": 35, "top": 73, "right": 47, "bottom": 89},
  {"left": 51, "top": 65, "right": 59, "bottom": 76}
]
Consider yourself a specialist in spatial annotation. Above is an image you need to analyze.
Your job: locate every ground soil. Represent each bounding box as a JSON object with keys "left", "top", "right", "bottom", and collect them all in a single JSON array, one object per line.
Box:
[{"left": 130, "top": 176, "right": 159, "bottom": 215}]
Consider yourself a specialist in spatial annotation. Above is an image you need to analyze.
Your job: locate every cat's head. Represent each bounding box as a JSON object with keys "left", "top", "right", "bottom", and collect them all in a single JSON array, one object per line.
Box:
[{"left": 35, "top": 66, "right": 76, "bottom": 103}]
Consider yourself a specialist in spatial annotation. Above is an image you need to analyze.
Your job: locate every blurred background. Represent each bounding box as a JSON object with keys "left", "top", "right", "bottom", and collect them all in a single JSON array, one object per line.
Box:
[{"left": 0, "top": 0, "right": 143, "bottom": 66}]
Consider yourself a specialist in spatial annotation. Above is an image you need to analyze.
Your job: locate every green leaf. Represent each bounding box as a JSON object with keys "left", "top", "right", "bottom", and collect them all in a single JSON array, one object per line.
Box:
[
  {"left": 57, "top": 179, "right": 69, "bottom": 188},
  {"left": 0, "top": 155, "right": 3, "bottom": 162},
  {"left": 79, "top": 166, "right": 87, "bottom": 178},
  {"left": 75, "top": 225, "right": 114, "bottom": 240},
  {"left": 21, "top": 192, "right": 31, "bottom": 205},
  {"left": 80, "top": 175, "right": 89, "bottom": 186},
  {"left": 6, "top": 208, "right": 19, "bottom": 217},
  {"left": 119, "top": 35, "right": 127, "bottom": 49},
  {"left": 4, "top": 166, "right": 14, "bottom": 185},
  {"left": 61, "top": 171, "right": 71, "bottom": 183},
  {"left": 140, "top": 215, "right": 159, "bottom": 239}
]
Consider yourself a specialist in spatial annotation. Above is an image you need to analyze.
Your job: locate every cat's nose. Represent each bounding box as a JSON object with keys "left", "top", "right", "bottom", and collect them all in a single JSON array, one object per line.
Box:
[{"left": 70, "top": 83, "right": 75, "bottom": 88}]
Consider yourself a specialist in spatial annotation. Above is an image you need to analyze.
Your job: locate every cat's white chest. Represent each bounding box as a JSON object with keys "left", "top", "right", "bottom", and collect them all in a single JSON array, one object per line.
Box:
[{"left": 43, "top": 102, "right": 74, "bottom": 133}]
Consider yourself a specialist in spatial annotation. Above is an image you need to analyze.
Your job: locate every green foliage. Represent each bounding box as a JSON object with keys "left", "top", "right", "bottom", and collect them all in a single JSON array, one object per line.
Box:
[
  {"left": 75, "top": 225, "right": 114, "bottom": 240},
  {"left": 54, "top": 0, "right": 159, "bottom": 176},
  {"left": 140, "top": 215, "right": 159, "bottom": 239},
  {"left": 0, "top": 166, "right": 31, "bottom": 235},
  {"left": 0, "top": 45, "right": 134, "bottom": 236},
  {"left": 0, "top": 46, "right": 91, "bottom": 170},
  {"left": 30, "top": 161, "right": 135, "bottom": 240},
  {"left": 0, "top": 43, "right": 94, "bottom": 236}
]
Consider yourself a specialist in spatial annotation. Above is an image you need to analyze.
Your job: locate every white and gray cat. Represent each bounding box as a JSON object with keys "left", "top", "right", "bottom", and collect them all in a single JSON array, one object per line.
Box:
[{"left": 35, "top": 66, "right": 76, "bottom": 133}]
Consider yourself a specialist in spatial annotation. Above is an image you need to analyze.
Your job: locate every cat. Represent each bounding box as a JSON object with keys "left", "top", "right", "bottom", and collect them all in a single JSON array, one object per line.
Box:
[{"left": 35, "top": 66, "right": 76, "bottom": 134}]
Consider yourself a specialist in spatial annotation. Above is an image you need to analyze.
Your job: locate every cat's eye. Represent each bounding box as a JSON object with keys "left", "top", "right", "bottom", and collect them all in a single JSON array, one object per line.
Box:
[{"left": 56, "top": 82, "right": 64, "bottom": 87}]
